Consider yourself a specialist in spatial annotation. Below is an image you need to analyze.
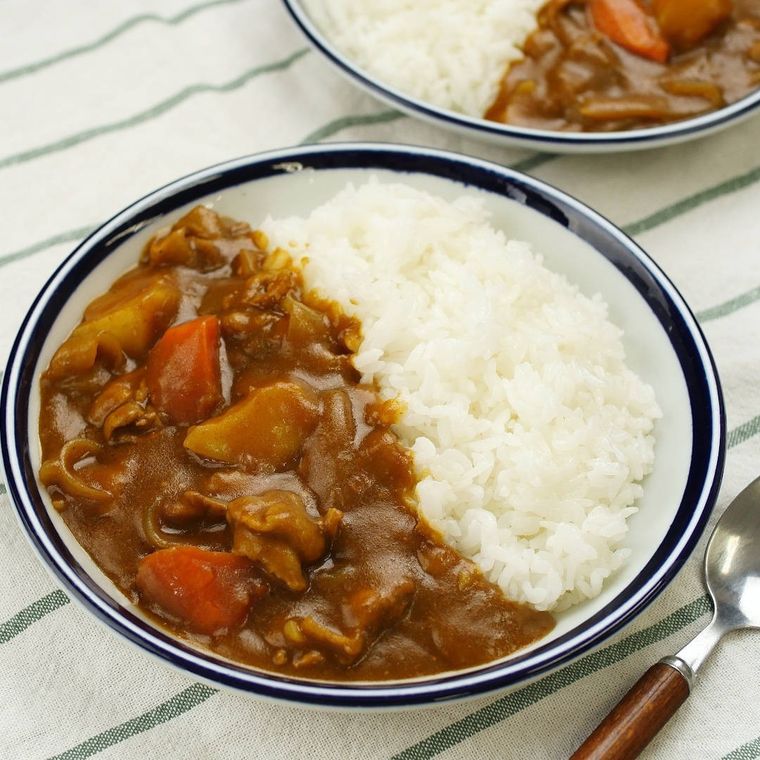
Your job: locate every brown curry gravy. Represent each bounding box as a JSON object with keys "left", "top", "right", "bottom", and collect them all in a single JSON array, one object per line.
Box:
[
  {"left": 487, "top": 0, "right": 760, "bottom": 131},
  {"left": 39, "top": 206, "right": 554, "bottom": 681}
]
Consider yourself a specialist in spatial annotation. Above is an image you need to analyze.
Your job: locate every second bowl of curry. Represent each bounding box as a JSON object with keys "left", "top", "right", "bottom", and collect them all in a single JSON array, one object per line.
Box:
[{"left": 283, "top": 0, "right": 760, "bottom": 152}]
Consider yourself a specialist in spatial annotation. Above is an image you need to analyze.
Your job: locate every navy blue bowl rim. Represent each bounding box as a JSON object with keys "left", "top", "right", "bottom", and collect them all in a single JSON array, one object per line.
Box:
[
  {"left": 1, "top": 143, "right": 725, "bottom": 708},
  {"left": 281, "top": 0, "right": 760, "bottom": 148}
]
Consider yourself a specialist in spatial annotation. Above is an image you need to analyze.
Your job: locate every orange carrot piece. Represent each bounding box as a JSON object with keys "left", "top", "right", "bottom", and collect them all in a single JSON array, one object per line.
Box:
[
  {"left": 590, "top": 0, "right": 671, "bottom": 63},
  {"left": 136, "top": 546, "right": 257, "bottom": 635},
  {"left": 146, "top": 316, "right": 223, "bottom": 425}
]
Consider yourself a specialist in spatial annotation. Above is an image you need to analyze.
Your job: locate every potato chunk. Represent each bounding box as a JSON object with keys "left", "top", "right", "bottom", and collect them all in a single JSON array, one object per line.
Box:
[
  {"left": 652, "top": 0, "right": 732, "bottom": 49},
  {"left": 47, "top": 272, "right": 180, "bottom": 379},
  {"left": 184, "top": 381, "right": 320, "bottom": 469}
]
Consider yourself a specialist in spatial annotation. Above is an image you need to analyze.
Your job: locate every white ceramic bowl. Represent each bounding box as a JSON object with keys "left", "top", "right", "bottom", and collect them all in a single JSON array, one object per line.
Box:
[
  {"left": 282, "top": 0, "right": 760, "bottom": 154},
  {"left": 1, "top": 144, "right": 725, "bottom": 708}
]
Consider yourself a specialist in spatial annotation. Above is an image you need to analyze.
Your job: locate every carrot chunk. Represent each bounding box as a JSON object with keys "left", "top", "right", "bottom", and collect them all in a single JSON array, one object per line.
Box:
[
  {"left": 136, "top": 546, "right": 257, "bottom": 635},
  {"left": 590, "top": 0, "right": 671, "bottom": 62},
  {"left": 146, "top": 316, "right": 223, "bottom": 425}
]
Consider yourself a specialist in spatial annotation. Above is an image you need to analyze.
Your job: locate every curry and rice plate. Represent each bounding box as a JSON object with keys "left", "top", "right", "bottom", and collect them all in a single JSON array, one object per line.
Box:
[
  {"left": 305, "top": 0, "right": 760, "bottom": 131},
  {"left": 38, "top": 182, "right": 658, "bottom": 680}
]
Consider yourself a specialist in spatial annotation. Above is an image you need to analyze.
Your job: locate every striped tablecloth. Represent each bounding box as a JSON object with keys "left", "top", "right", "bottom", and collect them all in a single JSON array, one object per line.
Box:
[{"left": 2, "top": 1, "right": 759, "bottom": 758}]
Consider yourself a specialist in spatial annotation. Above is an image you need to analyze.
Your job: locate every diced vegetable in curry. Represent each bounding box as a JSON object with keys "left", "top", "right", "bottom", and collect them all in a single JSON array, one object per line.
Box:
[
  {"left": 39, "top": 206, "right": 554, "bottom": 681},
  {"left": 487, "top": 0, "right": 760, "bottom": 131}
]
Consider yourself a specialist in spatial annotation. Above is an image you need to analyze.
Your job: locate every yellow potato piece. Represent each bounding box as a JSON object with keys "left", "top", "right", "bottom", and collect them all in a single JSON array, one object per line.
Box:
[
  {"left": 48, "top": 272, "right": 180, "bottom": 379},
  {"left": 184, "top": 382, "right": 320, "bottom": 469},
  {"left": 652, "top": 0, "right": 732, "bottom": 49}
]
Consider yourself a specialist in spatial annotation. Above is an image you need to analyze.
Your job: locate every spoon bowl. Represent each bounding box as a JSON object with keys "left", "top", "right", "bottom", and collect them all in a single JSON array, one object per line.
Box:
[{"left": 705, "top": 476, "right": 760, "bottom": 630}]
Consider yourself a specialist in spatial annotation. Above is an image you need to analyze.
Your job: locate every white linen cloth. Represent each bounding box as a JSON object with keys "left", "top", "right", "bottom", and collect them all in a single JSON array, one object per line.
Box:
[{"left": 1, "top": 1, "right": 759, "bottom": 758}]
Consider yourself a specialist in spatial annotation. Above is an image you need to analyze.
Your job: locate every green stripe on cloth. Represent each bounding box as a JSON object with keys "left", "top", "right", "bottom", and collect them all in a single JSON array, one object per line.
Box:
[
  {"left": 0, "top": 590, "right": 69, "bottom": 644},
  {"left": 623, "top": 164, "right": 760, "bottom": 237},
  {"left": 0, "top": 226, "right": 93, "bottom": 270},
  {"left": 42, "top": 596, "right": 710, "bottom": 760},
  {"left": 0, "top": 48, "right": 309, "bottom": 173},
  {"left": 301, "top": 110, "right": 407, "bottom": 143},
  {"left": 697, "top": 284, "right": 760, "bottom": 323},
  {"left": 49, "top": 684, "right": 218, "bottom": 760},
  {"left": 393, "top": 596, "right": 711, "bottom": 760},
  {"left": 509, "top": 153, "right": 557, "bottom": 174},
  {"left": 0, "top": 0, "right": 248, "bottom": 84},
  {"left": 728, "top": 415, "right": 760, "bottom": 449},
  {"left": 723, "top": 735, "right": 760, "bottom": 760}
]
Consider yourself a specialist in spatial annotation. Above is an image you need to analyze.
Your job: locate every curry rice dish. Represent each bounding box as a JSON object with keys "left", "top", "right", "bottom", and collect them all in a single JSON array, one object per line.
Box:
[
  {"left": 307, "top": 0, "right": 760, "bottom": 131},
  {"left": 39, "top": 184, "right": 658, "bottom": 680}
]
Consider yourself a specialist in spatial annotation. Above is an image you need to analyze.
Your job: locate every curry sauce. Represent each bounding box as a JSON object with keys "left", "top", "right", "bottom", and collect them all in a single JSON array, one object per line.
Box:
[
  {"left": 487, "top": 0, "right": 760, "bottom": 131},
  {"left": 39, "top": 206, "right": 554, "bottom": 681}
]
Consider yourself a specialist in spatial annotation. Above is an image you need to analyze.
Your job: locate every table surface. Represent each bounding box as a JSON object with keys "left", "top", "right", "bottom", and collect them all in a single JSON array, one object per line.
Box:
[{"left": 1, "top": 1, "right": 759, "bottom": 758}]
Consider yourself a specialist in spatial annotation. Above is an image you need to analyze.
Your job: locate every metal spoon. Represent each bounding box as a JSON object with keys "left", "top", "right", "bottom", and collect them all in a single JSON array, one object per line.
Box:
[{"left": 571, "top": 475, "right": 760, "bottom": 760}]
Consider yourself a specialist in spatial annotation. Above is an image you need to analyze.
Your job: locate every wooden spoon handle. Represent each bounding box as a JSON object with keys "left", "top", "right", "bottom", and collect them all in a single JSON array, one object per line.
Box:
[{"left": 570, "top": 661, "right": 690, "bottom": 760}]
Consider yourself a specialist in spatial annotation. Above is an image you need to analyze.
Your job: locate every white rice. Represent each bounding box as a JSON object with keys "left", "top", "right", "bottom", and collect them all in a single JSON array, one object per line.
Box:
[
  {"left": 263, "top": 181, "right": 660, "bottom": 611},
  {"left": 304, "top": 0, "right": 543, "bottom": 117}
]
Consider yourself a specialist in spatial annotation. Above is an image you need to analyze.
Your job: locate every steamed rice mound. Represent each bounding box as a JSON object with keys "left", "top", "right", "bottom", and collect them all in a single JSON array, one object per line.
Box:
[
  {"left": 305, "top": 0, "right": 543, "bottom": 117},
  {"left": 263, "top": 182, "right": 660, "bottom": 611}
]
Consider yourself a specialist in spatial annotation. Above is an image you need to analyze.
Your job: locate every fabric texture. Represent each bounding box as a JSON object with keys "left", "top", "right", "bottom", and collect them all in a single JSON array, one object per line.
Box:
[{"left": 1, "top": 1, "right": 759, "bottom": 758}]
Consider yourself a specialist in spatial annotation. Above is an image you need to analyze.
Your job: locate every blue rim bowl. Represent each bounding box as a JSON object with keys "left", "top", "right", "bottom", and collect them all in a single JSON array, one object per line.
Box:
[
  {"left": 282, "top": 0, "right": 760, "bottom": 153},
  {"left": 1, "top": 143, "right": 725, "bottom": 708}
]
